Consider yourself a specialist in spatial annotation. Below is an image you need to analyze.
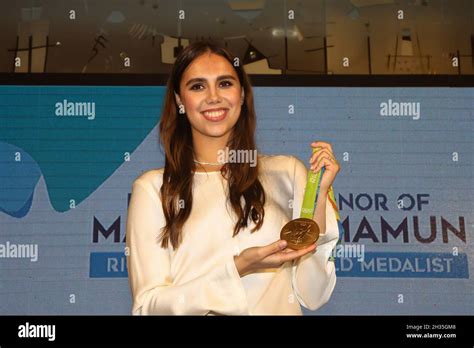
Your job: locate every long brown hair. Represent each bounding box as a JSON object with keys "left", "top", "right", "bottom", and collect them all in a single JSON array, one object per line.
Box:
[{"left": 158, "top": 40, "right": 266, "bottom": 250}]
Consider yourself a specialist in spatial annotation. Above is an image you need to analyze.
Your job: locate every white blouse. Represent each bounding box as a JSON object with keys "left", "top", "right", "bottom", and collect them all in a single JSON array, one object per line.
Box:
[{"left": 126, "top": 154, "right": 339, "bottom": 315}]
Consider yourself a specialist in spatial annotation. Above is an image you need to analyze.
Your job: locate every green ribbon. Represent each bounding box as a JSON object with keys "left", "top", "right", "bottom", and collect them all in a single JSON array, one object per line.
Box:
[{"left": 300, "top": 147, "right": 325, "bottom": 219}]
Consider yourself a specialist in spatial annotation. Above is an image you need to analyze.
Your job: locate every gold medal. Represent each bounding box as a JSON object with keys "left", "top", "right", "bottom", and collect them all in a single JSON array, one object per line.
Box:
[{"left": 280, "top": 218, "right": 319, "bottom": 250}]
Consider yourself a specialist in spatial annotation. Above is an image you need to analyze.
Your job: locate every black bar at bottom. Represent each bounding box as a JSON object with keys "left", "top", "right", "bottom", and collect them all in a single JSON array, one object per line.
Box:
[{"left": 0, "top": 315, "right": 473, "bottom": 346}]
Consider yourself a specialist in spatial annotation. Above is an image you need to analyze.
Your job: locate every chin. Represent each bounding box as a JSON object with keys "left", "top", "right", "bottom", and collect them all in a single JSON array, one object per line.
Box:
[{"left": 204, "top": 129, "right": 231, "bottom": 138}]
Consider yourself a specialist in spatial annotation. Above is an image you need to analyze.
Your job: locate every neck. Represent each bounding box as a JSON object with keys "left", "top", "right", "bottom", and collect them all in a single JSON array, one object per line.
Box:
[{"left": 192, "top": 131, "right": 230, "bottom": 172}]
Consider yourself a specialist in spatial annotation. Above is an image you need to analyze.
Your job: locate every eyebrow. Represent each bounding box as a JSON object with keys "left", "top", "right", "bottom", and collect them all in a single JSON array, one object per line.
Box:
[{"left": 185, "top": 75, "right": 237, "bottom": 87}]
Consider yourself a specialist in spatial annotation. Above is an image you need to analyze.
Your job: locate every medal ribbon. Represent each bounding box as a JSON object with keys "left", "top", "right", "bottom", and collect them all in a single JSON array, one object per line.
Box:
[{"left": 300, "top": 147, "right": 325, "bottom": 219}]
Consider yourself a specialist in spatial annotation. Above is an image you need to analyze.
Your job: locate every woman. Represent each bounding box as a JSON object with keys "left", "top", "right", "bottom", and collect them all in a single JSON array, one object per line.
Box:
[{"left": 126, "top": 40, "right": 341, "bottom": 315}]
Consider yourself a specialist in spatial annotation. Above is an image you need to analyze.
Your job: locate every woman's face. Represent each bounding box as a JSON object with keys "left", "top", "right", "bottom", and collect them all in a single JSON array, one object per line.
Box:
[{"left": 176, "top": 51, "right": 244, "bottom": 141}]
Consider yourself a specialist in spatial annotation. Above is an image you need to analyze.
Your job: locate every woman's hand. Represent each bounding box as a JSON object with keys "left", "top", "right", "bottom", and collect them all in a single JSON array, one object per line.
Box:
[
  {"left": 233, "top": 239, "right": 317, "bottom": 277},
  {"left": 309, "top": 141, "right": 340, "bottom": 192}
]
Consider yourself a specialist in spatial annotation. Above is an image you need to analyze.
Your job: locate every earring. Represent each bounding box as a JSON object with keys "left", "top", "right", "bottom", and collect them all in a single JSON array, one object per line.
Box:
[{"left": 178, "top": 104, "right": 186, "bottom": 114}]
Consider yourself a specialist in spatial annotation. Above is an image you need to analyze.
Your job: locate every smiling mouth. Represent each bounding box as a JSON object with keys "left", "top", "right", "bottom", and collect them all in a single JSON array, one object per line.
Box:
[{"left": 201, "top": 108, "right": 228, "bottom": 122}]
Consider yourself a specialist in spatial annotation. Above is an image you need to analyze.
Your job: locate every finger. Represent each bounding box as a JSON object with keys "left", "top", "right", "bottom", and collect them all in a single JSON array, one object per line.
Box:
[
  {"left": 281, "top": 248, "right": 315, "bottom": 262},
  {"left": 310, "top": 149, "right": 334, "bottom": 167},
  {"left": 311, "top": 141, "right": 333, "bottom": 154},
  {"left": 310, "top": 148, "right": 335, "bottom": 165},
  {"left": 311, "top": 155, "right": 332, "bottom": 172},
  {"left": 282, "top": 242, "right": 317, "bottom": 252},
  {"left": 315, "top": 155, "right": 340, "bottom": 174},
  {"left": 309, "top": 147, "right": 324, "bottom": 165},
  {"left": 310, "top": 143, "right": 332, "bottom": 163},
  {"left": 258, "top": 239, "right": 287, "bottom": 259},
  {"left": 279, "top": 243, "right": 317, "bottom": 262}
]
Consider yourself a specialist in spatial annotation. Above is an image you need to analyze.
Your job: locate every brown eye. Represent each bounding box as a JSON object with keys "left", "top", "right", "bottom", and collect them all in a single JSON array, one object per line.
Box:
[
  {"left": 220, "top": 80, "right": 232, "bottom": 87},
  {"left": 190, "top": 84, "right": 203, "bottom": 91}
]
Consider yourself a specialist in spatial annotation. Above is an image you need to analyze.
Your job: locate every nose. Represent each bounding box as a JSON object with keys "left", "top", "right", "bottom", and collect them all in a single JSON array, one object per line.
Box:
[{"left": 206, "top": 85, "right": 222, "bottom": 104}]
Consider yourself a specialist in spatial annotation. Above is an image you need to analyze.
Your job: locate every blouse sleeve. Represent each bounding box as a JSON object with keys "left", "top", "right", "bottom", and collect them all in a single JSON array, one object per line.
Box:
[
  {"left": 289, "top": 156, "right": 339, "bottom": 311},
  {"left": 126, "top": 177, "right": 249, "bottom": 315}
]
